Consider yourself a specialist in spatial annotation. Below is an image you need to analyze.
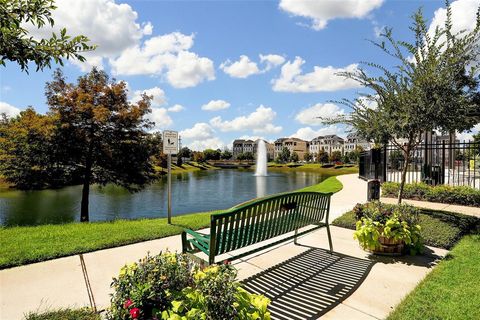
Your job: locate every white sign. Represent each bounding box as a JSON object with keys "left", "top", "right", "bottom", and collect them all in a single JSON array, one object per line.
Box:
[{"left": 163, "top": 130, "right": 178, "bottom": 154}]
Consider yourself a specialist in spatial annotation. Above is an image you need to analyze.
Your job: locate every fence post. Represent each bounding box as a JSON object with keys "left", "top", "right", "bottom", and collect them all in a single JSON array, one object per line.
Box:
[
  {"left": 383, "top": 144, "right": 387, "bottom": 182},
  {"left": 441, "top": 141, "right": 446, "bottom": 185}
]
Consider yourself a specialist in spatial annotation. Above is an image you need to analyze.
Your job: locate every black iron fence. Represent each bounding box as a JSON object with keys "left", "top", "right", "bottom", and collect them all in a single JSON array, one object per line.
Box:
[{"left": 359, "top": 140, "right": 480, "bottom": 189}]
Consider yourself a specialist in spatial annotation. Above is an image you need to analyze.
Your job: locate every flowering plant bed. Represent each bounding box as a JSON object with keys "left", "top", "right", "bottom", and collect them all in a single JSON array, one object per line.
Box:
[
  {"left": 107, "top": 252, "right": 271, "bottom": 320},
  {"left": 353, "top": 202, "right": 423, "bottom": 255}
]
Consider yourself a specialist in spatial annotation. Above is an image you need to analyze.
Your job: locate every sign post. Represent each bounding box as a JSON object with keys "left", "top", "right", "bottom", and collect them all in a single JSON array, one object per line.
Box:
[{"left": 162, "top": 130, "right": 178, "bottom": 224}]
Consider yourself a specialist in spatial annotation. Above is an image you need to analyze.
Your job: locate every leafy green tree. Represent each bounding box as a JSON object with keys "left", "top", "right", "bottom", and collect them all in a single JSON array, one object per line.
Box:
[
  {"left": 303, "top": 151, "right": 313, "bottom": 162},
  {"left": 328, "top": 3, "right": 480, "bottom": 203},
  {"left": 203, "top": 149, "right": 221, "bottom": 160},
  {"left": 329, "top": 151, "right": 342, "bottom": 163},
  {"left": 193, "top": 151, "right": 205, "bottom": 163},
  {"left": 1, "top": 0, "right": 95, "bottom": 72},
  {"left": 243, "top": 152, "right": 254, "bottom": 161},
  {"left": 279, "top": 147, "right": 290, "bottom": 163},
  {"left": 45, "top": 68, "right": 156, "bottom": 222},
  {"left": 290, "top": 152, "right": 299, "bottom": 163},
  {"left": 0, "top": 108, "right": 69, "bottom": 189},
  {"left": 221, "top": 150, "right": 233, "bottom": 160},
  {"left": 157, "top": 152, "right": 168, "bottom": 170},
  {"left": 178, "top": 147, "right": 192, "bottom": 159},
  {"left": 316, "top": 150, "right": 329, "bottom": 164}
]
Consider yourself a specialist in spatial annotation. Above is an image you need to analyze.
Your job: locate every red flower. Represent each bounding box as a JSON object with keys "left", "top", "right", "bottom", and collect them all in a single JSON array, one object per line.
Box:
[
  {"left": 223, "top": 260, "right": 231, "bottom": 265},
  {"left": 129, "top": 307, "right": 140, "bottom": 319},
  {"left": 124, "top": 299, "right": 133, "bottom": 309}
]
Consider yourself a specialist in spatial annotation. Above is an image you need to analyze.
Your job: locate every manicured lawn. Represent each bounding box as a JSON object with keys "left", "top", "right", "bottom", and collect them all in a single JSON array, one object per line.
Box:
[
  {"left": 332, "top": 208, "right": 479, "bottom": 250},
  {"left": 24, "top": 308, "right": 100, "bottom": 320},
  {"left": 388, "top": 234, "right": 480, "bottom": 320},
  {"left": 0, "top": 175, "right": 345, "bottom": 269},
  {"left": 268, "top": 163, "right": 358, "bottom": 176}
]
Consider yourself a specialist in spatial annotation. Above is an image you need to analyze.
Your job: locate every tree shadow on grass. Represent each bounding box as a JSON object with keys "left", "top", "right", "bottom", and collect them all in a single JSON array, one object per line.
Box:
[{"left": 241, "top": 248, "right": 375, "bottom": 320}]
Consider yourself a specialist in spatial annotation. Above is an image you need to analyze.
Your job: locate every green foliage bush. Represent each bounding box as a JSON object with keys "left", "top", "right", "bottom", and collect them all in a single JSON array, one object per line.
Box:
[
  {"left": 108, "top": 252, "right": 271, "bottom": 320},
  {"left": 24, "top": 308, "right": 100, "bottom": 320},
  {"left": 333, "top": 206, "right": 480, "bottom": 250},
  {"left": 382, "top": 182, "right": 480, "bottom": 207},
  {"left": 353, "top": 202, "right": 423, "bottom": 254}
]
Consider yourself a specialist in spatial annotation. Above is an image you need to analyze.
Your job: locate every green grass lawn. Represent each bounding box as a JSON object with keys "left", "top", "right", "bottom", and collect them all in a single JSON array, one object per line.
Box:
[
  {"left": 24, "top": 308, "right": 101, "bottom": 320},
  {"left": 332, "top": 208, "right": 479, "bottom": 250},
  {"left": 387, "top": 234, "right": 480, "bottom": 320},
  {"left": 0, "top": 175, "right": 345, "bottom": 269},
  {"left": 268, "top": 163, "right": 358, "bottom": 176}
]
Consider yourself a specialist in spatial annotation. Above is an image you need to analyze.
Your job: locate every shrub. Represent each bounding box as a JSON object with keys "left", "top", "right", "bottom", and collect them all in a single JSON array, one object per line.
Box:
[
  {"left": 321, "top": 164, "right": 335, "bottom": 168},
  {"left": 381, "top": 182, "right": 480, "bottom": 207},
  {"left": 352, "top": 202, "right": 423, "bottom": 254},
  {"left": 107, "top": 252, "right": 271, "bottom": 320},
  {"left": 333, "top": 206, "right": 480, "bottom": 250}
]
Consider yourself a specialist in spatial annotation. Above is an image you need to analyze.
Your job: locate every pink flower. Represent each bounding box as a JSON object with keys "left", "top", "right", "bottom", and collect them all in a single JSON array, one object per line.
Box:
[
  {"left": 124, "top": 299, "right": 133, "bottom": 309},
  {"left": 130, "top": 307, "right": 140, "bottom": 319}
]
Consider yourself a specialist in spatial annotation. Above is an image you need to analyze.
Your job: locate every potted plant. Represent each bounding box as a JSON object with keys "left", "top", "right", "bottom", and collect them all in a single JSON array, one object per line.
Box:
[{"left": 353, "top": 202, "right": 422, "bottom": 256}]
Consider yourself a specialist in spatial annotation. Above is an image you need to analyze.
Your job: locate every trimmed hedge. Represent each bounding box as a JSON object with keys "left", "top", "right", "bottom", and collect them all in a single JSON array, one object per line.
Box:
[
  {"left": 332, "top": 207, "right": 480, "bottom": 250},
  {"left": 382, "top": 182, "right": 480, "bottom": 207}
]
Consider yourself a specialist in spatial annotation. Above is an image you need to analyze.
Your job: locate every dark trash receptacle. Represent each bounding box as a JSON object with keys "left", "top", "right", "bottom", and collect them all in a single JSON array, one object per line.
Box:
[{"left": 367, "top": 179, "right": 381, "bottom": 201}]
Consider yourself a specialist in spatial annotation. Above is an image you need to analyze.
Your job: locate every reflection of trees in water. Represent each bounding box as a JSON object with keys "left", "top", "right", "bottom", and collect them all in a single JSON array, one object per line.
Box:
[
  {"left": 1, "top": 170, "right": 328, "bottom": 227},
  {"left": 1, "top": 187, "right": 78, "bottom": 226}
]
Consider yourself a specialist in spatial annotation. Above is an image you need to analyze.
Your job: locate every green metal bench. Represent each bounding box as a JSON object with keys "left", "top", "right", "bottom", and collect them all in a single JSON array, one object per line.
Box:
[{"left": 181, "top": 191, "right": 333, "bottom": 265}]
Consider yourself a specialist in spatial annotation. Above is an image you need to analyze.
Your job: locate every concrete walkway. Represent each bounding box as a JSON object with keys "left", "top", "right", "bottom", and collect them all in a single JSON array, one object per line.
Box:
[{"left": 1, "top": 174, "right": 446, "bottom": 320}]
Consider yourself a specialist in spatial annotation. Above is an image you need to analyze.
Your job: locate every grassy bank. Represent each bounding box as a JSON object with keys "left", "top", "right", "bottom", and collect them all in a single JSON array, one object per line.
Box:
[
  {"left": 332, "top": 207, "right": 479, "bottom": 250},
  {"left": 0, "top": 175, "right": 346, "bottom": 269},
  {"left": 155, "top": 161, "right": 219, "bottom": 175},
  {"left": 388, "top": 234, "right": 480, "bottom": 320},
  {"left": 268, "top": 163, "right": 358, "bottom": 176}
]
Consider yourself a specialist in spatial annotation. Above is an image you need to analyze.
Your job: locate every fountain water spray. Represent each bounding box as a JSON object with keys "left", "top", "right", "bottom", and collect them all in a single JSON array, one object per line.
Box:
[{"left": 254, "top": 140, "right": 268, "bottom": 176}]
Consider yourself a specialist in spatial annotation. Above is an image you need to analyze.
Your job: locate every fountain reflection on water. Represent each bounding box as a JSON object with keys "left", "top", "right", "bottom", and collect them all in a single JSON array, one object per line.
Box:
[{"left": 254, "top": 140, "right": 268, "bottom": 177}]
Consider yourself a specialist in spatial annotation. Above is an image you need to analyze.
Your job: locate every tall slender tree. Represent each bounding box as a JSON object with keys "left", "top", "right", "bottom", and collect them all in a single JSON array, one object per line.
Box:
[
  {"left": 326, "top": 2, "right": 480, "bottom": 203},
  {"left": 45, "top": 68, "right": 156, "bottom": 222}
]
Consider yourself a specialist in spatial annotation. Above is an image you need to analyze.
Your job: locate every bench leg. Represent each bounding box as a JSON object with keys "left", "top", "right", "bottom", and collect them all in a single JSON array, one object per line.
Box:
[
  {"left": 181, "top": 231, "right": 189, "bottom": 253},
  {"left": 294, "top": 228, "right": 299, "bottom": 245},
  {"left": 326, "top": 224, "right": 333, "bottom": 254}
]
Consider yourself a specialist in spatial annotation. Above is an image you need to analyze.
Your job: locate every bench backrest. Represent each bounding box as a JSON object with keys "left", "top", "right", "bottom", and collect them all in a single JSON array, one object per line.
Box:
[{"left": 209, "top": 191, "right": 332, "bottom": 257}]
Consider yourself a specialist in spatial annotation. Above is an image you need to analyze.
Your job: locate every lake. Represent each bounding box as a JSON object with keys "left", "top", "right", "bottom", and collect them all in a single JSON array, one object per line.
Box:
[{"left": 0, "top": 169, "right": 328, "bottom": 227}]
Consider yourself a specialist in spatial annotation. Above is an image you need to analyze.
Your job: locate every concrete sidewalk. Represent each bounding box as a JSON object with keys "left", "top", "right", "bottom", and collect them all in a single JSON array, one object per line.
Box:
[{"left": 5, "top": 174, "right": 442, "bottom": 320}]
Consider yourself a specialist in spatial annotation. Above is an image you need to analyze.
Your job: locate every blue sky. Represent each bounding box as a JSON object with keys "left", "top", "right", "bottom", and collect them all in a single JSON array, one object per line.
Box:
[{"left": 1, "top": 0, "right": 478, "bottom": 150}]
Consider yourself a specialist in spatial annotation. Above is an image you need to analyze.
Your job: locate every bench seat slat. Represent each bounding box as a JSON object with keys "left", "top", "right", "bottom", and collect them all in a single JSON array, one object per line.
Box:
[{"left": 182, "top": 191, "right": 333, "bottom": 264}]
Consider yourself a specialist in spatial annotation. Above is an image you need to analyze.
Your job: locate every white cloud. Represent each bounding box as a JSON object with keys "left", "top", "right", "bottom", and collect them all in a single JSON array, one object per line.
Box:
[
  {"left": 279, "top": 0, "right": 384, "bottom": 30},
  {"left": 272, "top": 57, "right": 362, "bottom": 92},
  {"left": 428, "top": 0, "right": 480, "bottom": 39},
  {"left": 458, "top": 123, "right": 480, "bottom": 141},
  {"left": 110, "top": 32, "right": 215, "bottom": 88},
  {"left": 167, "top": 104, "right": 184, "bottom": 112},
  {"left": 132, "top": 87, "right": 166, "bottom": 107},
  {"left": 0, "top": 102, "right": 21, "bottom": 117},
  {"left": 220, "top": 55, "right": 260, "bottom": 78},
  {"left": 295, "top": 103, "right": 345, "bottom": 125},
  {"left": 180, "top": 122, "right": 215, "bottom": 140},
  {"left": 290, "top": 125, "right": 344, "bottom": 141},
  {"left": 25, "top": 0, "right": 152, "bottom": 70},
  {"left": 201, "top": 100, "right": 231, "bottom": 111},
  {"left": 188, "top": 138, "right": 225, "bottom": 151},
  {"left": 147, "top": 108, "right": 172, "bottom": 130},
  {"left": 111, "top": 35, "right": 212, "bottom": 87},
  {"left": 209, "top": 105, "right": 282, "bottom": 134},
  {"left": 221, "top": 54, "right": 285, "bottom": 78},
  {"left": 179, "top": 122, "right": 225, "bottom": 151},
  {"left": 259, "top": 54, "right": 286, "bottom": 71}
]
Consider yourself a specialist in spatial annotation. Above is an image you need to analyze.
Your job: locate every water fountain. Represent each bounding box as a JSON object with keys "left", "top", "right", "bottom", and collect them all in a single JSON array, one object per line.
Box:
[{"left": 254, "top": 140, "right": 268, "bottom": 177}]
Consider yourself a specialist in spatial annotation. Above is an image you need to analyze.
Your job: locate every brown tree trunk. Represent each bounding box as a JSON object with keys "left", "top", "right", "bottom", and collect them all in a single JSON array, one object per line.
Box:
[
  {"left": 80, "top": 145, "right": 93, "bottom": 222},
  {"left": 397, "top": 149, "right": 411, "bottom": 204}
]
